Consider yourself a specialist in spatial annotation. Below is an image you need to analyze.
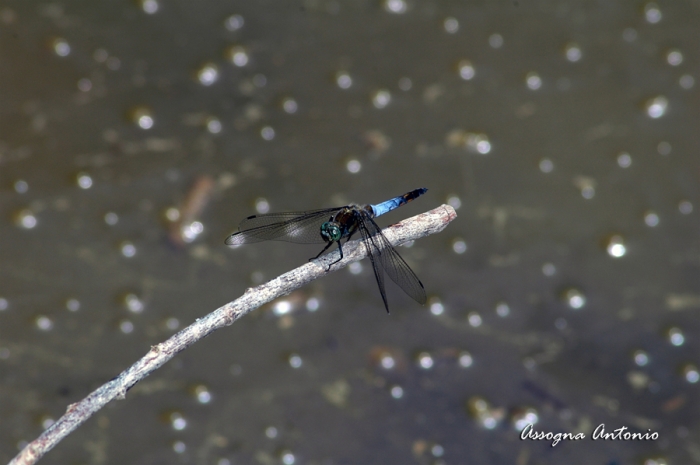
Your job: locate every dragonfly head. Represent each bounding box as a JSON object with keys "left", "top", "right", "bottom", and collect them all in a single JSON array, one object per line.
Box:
[{"left": 320, "top": 222, "right": 342, "bottom": 242}]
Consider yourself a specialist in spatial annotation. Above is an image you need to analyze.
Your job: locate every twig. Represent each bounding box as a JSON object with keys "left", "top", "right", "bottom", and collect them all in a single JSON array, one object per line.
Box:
[{"left": 9, "top": 204, "right": 457, "bottom": 465}]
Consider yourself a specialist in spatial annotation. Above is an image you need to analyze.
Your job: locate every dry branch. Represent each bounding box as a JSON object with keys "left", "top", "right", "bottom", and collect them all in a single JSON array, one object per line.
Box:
[{"left": 9, "top": 204, "right": 457, "bottom": 465}]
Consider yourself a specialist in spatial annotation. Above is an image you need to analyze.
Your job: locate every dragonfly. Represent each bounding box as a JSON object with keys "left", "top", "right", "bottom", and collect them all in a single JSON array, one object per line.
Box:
[{"left": 225, "top": 188, "right": 428, "bottom": 313}]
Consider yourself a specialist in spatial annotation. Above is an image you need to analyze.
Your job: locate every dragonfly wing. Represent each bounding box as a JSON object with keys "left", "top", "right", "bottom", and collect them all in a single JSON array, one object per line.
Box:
[
  {"left": 225, "top": 208, "right": 338, "bottom": 245},
  {"left": 357, "top": 222, "right": 390, "bottom": 313},
  {"left": 360, "top": 215, "right": 427, "bottom": 305}
]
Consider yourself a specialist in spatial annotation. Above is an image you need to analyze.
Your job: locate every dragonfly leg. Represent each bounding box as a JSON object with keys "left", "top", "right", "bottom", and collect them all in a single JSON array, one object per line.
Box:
[{"left": 309, "top": 241, "right": 334, "bottom": 267}]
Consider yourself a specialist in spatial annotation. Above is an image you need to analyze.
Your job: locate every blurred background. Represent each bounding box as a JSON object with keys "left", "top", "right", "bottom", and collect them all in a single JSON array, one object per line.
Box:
[{"left": 1, "top": 1, "right": 699, "bottom": 464}]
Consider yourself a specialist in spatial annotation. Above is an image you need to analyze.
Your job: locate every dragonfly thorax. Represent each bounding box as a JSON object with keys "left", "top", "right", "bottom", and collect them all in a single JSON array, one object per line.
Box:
[{"left": 320, "top": 221, "right": 342, "bottom": 242}]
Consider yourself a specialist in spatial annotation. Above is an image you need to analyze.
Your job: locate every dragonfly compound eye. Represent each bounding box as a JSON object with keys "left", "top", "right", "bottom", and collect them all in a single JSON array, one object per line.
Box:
[{"left": 321, "top": 222, "right": 342, "bottom": 242}]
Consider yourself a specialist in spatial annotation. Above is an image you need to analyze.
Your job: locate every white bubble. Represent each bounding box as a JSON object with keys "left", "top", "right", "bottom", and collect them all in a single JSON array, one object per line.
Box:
[
  {"left": 633, "top": 350, "right": 649, "bottom": 366},
  {"left": 346, "top": 159, "right": 361, "bottom": 173},
  {"left": 197, "top": 63, "right": 219, "bottom": 86},
  {"left": 124, "top": 293, "right": 144, "bottom": 313},
  {"left": 446, "top": 195, "right": 461, "bottom": 210},
  {"left": 141, "top": 0, "right": 159, "bottom": 14},
  {"left": 380, "top": 353, "right": 396, "bottom": 369},
  {"left": 606, "top": 235, "right": 627, "bottom": 258},
  {"left": 52, "top": 38, "right": 70, "bottom": 57},
  {"left": 539, "top": 158, "right": 553, "bottom": 173},
  {"left": 452, "top": 239, "right": 467, "bottom": 254},
  {"left": 617, "top": 152, "right": 632, "bottom": 168},
  {"left": 417, "top": 352, "right": 434, "bottom": 369},
  {"left": 36, "top": 316, "right": 53, "bottom": 331},
  {"left": 657, "top": 141, "right": 671, "bottom": 156},
  {"left": 459, "top": 351, "right": 473, "bottom": 367},
  {"left": 390, "top": 385, "right": 404, "bottom": 399},
  {"left": 429, "top": 299, "right": 444, "bottom": 316},
  {"left": 679, "top": 200, "right": 693, "bottom": 214},
  {"left": 76, "top": 173, "right": 93, "bottom": 189},
  {"left": 120, "top": 241, "right": 137, "bottom": 257},
  {"left": 542, "top": 262, "right": 556, "bottom": 276},
  {"left": 468, "top": 312, "right": 482, "bottom": 327},
  {"left": 565, "top": 43, "right": 582, "bottom": 62},
  {"left": 120, "top": 320, "right": 134, "bottom": 334},
  {"left": 526, "top": 72, "right": 542, "bottom": 90},
  {"left": 260, "top": 126, "right": 275, "bottom": 140},
  {"left": 668, "top": 327, "right": 684, "bottom": 346},
  {"left": 444, "top": 17, "right": 459, "bottom": 34},
  {"left": 667, "top": 49, "right": 683, "bottom": 66},
  {"left": 66, "top": 298, "right": 81, "bottom": 312},
  {"left": 227, "top": 46, "right": 249, "bottom": 67},
  {"left": 104, "top": 212, "right": 119, "bottom": 225},
  {"left": 77, "top": 78, "right": 92, "bottom": 92},
  {"left": 336, "top": 72, "right": 352, "bottom": 89},
  {"left": 495, "top": 302, "right": 510, "bottom": 317},
  {"left": 384, "top": 0, "right": 407, "bottom": 14},
  {"left": 224, "top": 14, "right": 244, "bottom": 31},
  {"left": 137, "top": 114, "right": 154, "bottom": 130},
  {"left": 564, "top": 288, "right": 586, "bottom": 309},
  {"left": 306, "top": 297, "right": 320, "bottom": 312},
  {"left": 644, "top": 211, "right": 659, "bottom": 227},
  {"left": 644, "top": 2, "right": 662, "bottom": 23},
  {"left": 489, "top": 33, "right": 503, "bottom": 48},
  {"left": 14, "top": 180, "right": 28, "bottom": 194},
  {"left": 255, "top": 198, "right": 270, "bottom": 214},
  {"left": 398, "top": 77, "right": 412, "bottom": 91},
  {"left": 178, "top": 221, "right": 202, "bottom": 243},
  {"left": 282, "top": 98, "right": 298, "bottom": 114},
  {"left": 645, "top": 96, "right": 668, "bottom": 118},
  {"left": 372, "top": 89, "right": 391, "bottom": 109},
  {"left": 458, "top": 60, "right": 475, "bottom": 80},
  {"left": 348, "top": 262, "right": 363, "bottom": 275},
  {"left": 206, "top": 117, "right": 222, "bottom": 134},
  {"left": 15, "top": 210, "right": 37, "bottom": 229},
  {"left": 288, "top": 353, "right": 303, "bottom": 368},
  {"left": 680, "top": 74, "right": 695, "bottom": 89}
]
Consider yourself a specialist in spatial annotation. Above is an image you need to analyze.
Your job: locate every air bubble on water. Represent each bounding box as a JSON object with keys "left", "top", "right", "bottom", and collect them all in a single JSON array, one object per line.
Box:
[
  {"left": 617, "top": 152, "right": 632, "bottom": 168},
  {"left": 489, "top": 34, "right": 503, "bottom": 48},
  {"left": 260, "top": 126, "right": 275, "bottom": 141},
  {"left": 346, "top": 159, "right": 361, "bottom": 173},
  {"left": 678, "top": 201, "right": 692, "bottom": 214},
  {"left": 131, "top": 107, "right": 154, "bottom": 130},
  {"left": 14, "top": 180, "right": 28, "bottom": 193},
  {"left": 452, "top": 238, "right": 467, "bottom": 254},
  {"left": 336, "top": 71, "right": 352, "bottom": 89},
  {"left": 679, "top": 74, "right": 695, "bottom": 89},
  {"left": 282, "top": 97, "right": 298, "bottom": 114},
  {"left": 51, "top": 38, "right": 70, "bottom": 57},
  {"left": 563, "top": 288, "right": 586, "bottom": 309},
  {"left": 644, "top": 211, "right": 659, "bottom": 227},
  {"left": 15, "top": 209, "right": 37, "bottom": 229},
  {"left": 444, "top": 17, "right": 459, "bottom": 33},
  {"left": 383, "top": 0, "right": 407, "bottom": 14},
  {"left": 226, "top": 45, "right": 249, "bottom": 67},
  {"left": 645, "top": 96, "right": 668, "bottom": 118},
  {"left": 140, "top": 0, "right": 159, "bottom": 14},
  {"left": 644, "top": 2, "right": 662, "bottom": 23},
  {"left": 457, "top": 60, "right": 475, "bottom": 80},
  {"left": 539, "top": 158, "right": 553, "bottom": 173},
  {"left": 372, "top": 89, "right": 391, "bottom": 109},
  {"left": 666, "top": 49, "right": 683, "bottom": 66},
  {"left": 197, "top": 63, "right": 219, "bottom": 86},
  {"left": 255, "top": 198, "right": 270, "bottom": 214},
  {"left": 606, "top": 235, "right": 627, "bottom": 258},
  {"left": 206, "top": 117, "right": 222, "bottom": 134},
  {"left": 526, "top": 72, "right": 542, "bottom": 90},
  {"left": 224, "top": 14, "right": 244, "bottom": 31},
  {"left": 564, "top": 43, "right": 582, "bottom": 62}
]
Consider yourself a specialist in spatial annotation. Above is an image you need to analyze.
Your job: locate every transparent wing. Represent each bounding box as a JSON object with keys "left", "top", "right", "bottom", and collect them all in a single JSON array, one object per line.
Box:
[
  {"left": 358, "top": 213, "right": 426, "bottom": 311},
  {"left": 225, "top": 208, "right": 340, "bottom": 245}
]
